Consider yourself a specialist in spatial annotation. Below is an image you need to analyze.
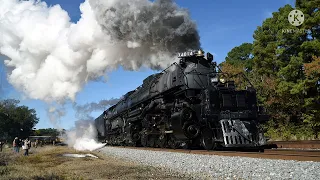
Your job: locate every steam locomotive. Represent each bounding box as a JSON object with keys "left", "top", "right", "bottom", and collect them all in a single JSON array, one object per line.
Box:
[{"left": 95, "top": 50, "right": 269, "bottom": 150}]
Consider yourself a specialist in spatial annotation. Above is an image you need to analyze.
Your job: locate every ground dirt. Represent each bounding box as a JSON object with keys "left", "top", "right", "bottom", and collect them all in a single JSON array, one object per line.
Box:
[{"left": 0, "top": 146, "right": 188, "bottom": 180}]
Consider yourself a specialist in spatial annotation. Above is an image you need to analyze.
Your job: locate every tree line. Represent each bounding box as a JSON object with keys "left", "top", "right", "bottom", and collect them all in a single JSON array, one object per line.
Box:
[
  {"left": 221, "top": 0, "right": 320, "bottom": 140},
  {"left": 32, "top": 128, "right": 65, "bottom": 137},
  {"left": 0, "top": 99, "right": 39, "bottom": 141},
  {"left": 0, "top": 98, "right": 65, "bottom": 142}
]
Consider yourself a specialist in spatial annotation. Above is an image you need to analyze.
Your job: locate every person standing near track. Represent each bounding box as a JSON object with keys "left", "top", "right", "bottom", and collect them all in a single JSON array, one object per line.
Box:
[
  {"left": 12, "top": 137, "right": 20, "bottom": 153},
  {"left": 23, "top": 138, "right": 31, "bottom": 156},
  {"left": 0, "top": 140, "right": 3, "bottom": 152},
  {"left": 35, "top": 139, "right": 38, "bottom": 148}
]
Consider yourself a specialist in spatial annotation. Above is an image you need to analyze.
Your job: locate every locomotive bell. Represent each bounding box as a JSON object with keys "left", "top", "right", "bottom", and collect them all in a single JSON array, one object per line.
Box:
[
  {"left": 220, "top": 78, "right": 226, "bottom": 83},
  {"left": 196, "top": 49, "right": 204, "bottom": 57}
]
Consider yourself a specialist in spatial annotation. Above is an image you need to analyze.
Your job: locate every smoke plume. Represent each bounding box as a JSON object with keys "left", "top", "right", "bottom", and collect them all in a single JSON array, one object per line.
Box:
[
  {"left": 74, "top": 98, "right": 120, "bottom": 120},
  {"left": 0, "top": 0, "right": 200, "bottom": 151},
  {"left": 0, "top": 0, "right": 200, "bottom": 103}
]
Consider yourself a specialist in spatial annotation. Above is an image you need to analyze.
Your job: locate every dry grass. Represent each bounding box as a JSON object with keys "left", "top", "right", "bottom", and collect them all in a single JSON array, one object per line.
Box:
[{"left": 0, "top": 146, "right": 187, "bottom": 180}]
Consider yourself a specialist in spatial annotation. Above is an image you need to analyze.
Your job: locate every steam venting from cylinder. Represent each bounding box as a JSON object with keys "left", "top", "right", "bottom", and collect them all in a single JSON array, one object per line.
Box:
[{"left": 65, "top": 120, "right": 106, "bottom": 151}]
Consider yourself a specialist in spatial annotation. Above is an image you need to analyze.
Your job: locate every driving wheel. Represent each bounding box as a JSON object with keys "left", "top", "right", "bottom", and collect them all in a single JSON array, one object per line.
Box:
[
  {"left": 158, "top": 134, "right": 167, "bottom": 148},
  {"left": 168, "top": 136, "right": 179, "bottom": 149},
  {"left": 201, "top": 128, "right": 216, "bottom": 151},
  {"left": 148, "top": 136, "right": 156, "bottom": 147},
  {"left": 141, "top": 134, "right": 148, "bottom": 147}
]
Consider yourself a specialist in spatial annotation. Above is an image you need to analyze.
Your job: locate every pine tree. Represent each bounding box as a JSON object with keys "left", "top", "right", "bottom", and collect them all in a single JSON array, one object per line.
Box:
[{"left": 224, "top": 0, "right": 320, "bottom": 139}]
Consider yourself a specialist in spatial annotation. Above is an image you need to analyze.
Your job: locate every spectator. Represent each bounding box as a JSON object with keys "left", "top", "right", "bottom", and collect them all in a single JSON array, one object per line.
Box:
[
  {"left": 12, "top": 137, "right": 20, "bottom": 153},
  {"left": 23, "top": 138, "right": 31, "bottom": 156},
  {"left": 35, "top": 139, "right": 38, "bottom": 148},
  {"left": 0, "top": 140, "right": 3, "bottom": 152}
]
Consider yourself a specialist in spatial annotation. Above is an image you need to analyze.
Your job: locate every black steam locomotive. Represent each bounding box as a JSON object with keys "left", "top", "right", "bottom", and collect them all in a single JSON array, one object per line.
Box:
[{"left": 95, "top": 50, "right": 269, "bottom": 150}]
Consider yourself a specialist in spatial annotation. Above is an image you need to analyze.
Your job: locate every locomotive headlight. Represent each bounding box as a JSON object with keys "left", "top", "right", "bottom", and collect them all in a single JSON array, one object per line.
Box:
[
  {"left": 220, "top": 78, "right": 226, "bottom": 83},
  {"left": 211, "top": 77, "right": 218, "bottom": 83}
]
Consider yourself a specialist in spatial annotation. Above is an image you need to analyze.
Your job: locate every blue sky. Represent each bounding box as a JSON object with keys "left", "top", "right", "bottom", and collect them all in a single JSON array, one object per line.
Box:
[{"left": 0, "top": 0, "right": 295, "bottom": 129}]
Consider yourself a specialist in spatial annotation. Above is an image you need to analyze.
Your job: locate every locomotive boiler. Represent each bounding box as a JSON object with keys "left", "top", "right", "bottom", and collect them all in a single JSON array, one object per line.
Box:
[{"left": 95, "top": 50, "right": 269, "bottom": 150}]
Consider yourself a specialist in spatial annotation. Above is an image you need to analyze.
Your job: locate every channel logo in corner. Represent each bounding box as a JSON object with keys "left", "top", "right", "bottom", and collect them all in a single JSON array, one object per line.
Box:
[{"left": 288, "top": 9, "right": 304, "bottom": 26}]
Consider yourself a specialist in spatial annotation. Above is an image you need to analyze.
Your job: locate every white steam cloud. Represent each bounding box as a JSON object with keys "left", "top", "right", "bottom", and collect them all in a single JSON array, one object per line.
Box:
[
  {"left": 47, "top": 105, "right": 66, "bottom": 128},
  {"left": 0, "top": 0, "right": 200, "bottom": 103}
]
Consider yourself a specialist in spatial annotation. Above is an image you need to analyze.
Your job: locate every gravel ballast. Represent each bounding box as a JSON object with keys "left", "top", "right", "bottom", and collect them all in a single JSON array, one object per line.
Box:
[{"left": 99, "top": 146, "right": 320, "bottom": 180}]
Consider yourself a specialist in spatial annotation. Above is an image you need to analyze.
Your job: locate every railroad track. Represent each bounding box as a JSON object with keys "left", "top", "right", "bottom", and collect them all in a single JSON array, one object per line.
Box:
[
  {"left": 114, "top": 146, "right": 320, "bottom": 162},
  {"left": 268, "top": 140, "right": 320, "bottom": 149}
]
